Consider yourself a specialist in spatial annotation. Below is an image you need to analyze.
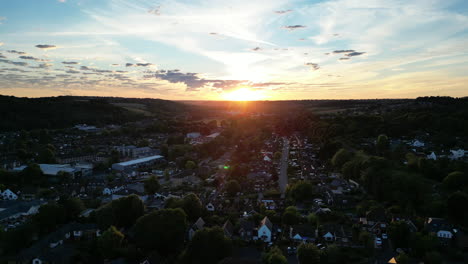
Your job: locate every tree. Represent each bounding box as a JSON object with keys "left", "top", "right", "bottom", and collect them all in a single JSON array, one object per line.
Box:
[
  {"left": 20, "top": 163, "right": 44, "bottom": 184},
  {"left": 376, "top": 134, "right": 389, "bottom": 155},
  {"left": 324, "top": 245, "right": 344, "bottom": 264},
  {"left": 38, "top": 148, "right": 56, "bottom": 163},
  {"left": 95, "top": 194, "right": 144, "bottom": 228},
  {"left": 134, "top": 208, "right": 187, "bottom": 255},
  {"left": 225, "top": 180, "right": 241, "bottom": 196},
  {"left": 331, "top": 148, "right": 352, "bottom": 169},
  {"left": 164, "top": 168, "right": 170, "bottom": 181},
  {"left": 307, "top": 213, "right": 318, "bottom": 227},
  {"left": 282, "top": 206, "right": 300, "bottom": 226},
  {"left": 287, "top": 181, "right": 315, "bottom": 202},
  {"left": 166, "top": 193, "right": 203, "bottom": 221},
  {"left": 410, "top": 232, "right": 437, "bottom": 258},
  {"left": 185, "top": 160, "right": 197, "bottom": 170},
  {"left": 144, "top": 175, "right": 160, "bottom": 195},
  {"left": 424, "top": 251, "right": 442, "bottom": 264},
  {"left": 59, "top": 197, "right": 85, "bottom": 221},
  {"left": 182, "top": 227, "right": 232, "bottom": 264},
  {"left": 297, "top": 243, "right": 320, "bottom": 264},
  {"left": 388, "top": 221, "right": 411, "bottom": 248},
  {"left": 358, "top": 231, "right": 374, "bottom": 252},
  {"left": 447, "top": 191, "right": 468, "bottom": 226},
  {"left": 34, "top": 202, "right": 66, "bottom": 233},
  {"left": 396, "top": 253, "right": 409, "bottom": 264},
  {"left": 443, "top": 171, "right": 467, "bottom": 190},
  {"left": 274, "top": 151, "right": 282, "bottom": 160},
  {"left": 262, "top": 246, "right": 287, "bottom": 264},
  {"left": 98, "top": 226, "right": 124, "bottom": 259}
]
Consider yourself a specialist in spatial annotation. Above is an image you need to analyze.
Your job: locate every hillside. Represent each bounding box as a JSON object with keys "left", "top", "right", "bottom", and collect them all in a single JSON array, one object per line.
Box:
[{"left": 0, "top": 95, "right": 185, "bottom": 131}]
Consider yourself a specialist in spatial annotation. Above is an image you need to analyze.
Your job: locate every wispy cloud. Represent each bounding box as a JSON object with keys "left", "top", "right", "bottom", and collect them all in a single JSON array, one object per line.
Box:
[{"left": 282, "top": 25, "right": 306, "bottom": 30}]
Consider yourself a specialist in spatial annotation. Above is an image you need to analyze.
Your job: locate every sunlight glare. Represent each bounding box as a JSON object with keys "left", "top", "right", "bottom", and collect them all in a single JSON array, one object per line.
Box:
[{"left": 222, "top": 88, "right": 265, "bottom": 101}]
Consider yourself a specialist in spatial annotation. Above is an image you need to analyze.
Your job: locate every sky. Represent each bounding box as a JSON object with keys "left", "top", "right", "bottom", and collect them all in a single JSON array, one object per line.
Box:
[{"left": 0, "top": 0, "right": 468, "bottom": 100}]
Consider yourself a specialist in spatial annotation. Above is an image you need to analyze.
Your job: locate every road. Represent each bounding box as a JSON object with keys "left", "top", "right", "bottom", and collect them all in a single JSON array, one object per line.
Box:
[{"left": 279, "top": 137, "right": 290, "bottom": 198}]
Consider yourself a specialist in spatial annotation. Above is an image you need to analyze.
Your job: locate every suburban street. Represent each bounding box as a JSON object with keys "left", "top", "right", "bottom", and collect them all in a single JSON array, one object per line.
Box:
[{"left": 279, "top": 137, "right": 290, "bottom": 197}]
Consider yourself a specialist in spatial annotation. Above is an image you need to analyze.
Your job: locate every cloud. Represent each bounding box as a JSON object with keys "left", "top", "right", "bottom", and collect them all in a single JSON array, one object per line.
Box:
[
  {"left": 62, "top": 61, "right": 79, "bottom": 65},
  {"left": 148, "top": 5, "right": 161, "bottom": 15},
  {"left": 305, "top": 62, "right": 320, "bottom": 70},
  {"left": 345, "top": 52, "right": 366, "bottom": 57},
  {"left": 58, "top": 0, "right": 66, "bottom": 2},
  {"left": 19, "top": 56, "right": 49, "bottom": 61},
  {"left": 136, "top": 63, "right": 153, "bottom": 67},
  {"left": 80, "top": 66, "right": 92, "bottom": 70},
  {"left": 66, "top": 69, "right": 80, "bottom": 74},
  {"left": 30, "top": 63, "right": 53, "bottom": 69},
  {"left": 111, "top": 64, "right": 120, "bottom": 66},
  {"left": 251, "top": 47, "right": 262, "bottom": 51},
  {"left": 282, "top": 25, "right": 306, "bottom": 30},
  {"left": 0, "top": 53, "right": 5, "bottom": 59},
  {"left": 126, "top": 63, "right": 134, "bottom": 67},
  {"left": 0, "top": 42, "right": 3, "bottom": 46},
  {"left": 209, "top": 32, "right": 217, "bottom": 35},
  {"left": 333, "top": 50, "right": 355, "bottom": 54},
  {"left": 0, "top": 16, "right": 6, "bottom": 24},
  {"left": 35, "top": 44, "right": 57, "bottom": 50},
  {"left": 7, "top": 50, "right": 27, "bottom": 55},
  {"left": 0, "top": 59, "right": 28, "bottom": 66},
  {"left": 275, "top": 10, "right": 292, "bottom": 14},
  {"left": 339, "top": 57, "right": 350, "bottom": 60}
]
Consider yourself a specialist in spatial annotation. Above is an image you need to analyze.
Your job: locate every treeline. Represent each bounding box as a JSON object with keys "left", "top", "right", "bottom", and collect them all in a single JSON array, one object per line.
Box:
[{"left": 0, "top": 95, "right": 184, "bottom": 131}]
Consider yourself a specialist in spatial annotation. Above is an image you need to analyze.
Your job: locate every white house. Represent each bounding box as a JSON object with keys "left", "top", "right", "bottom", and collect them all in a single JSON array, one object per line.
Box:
[
  {"left": 449, "top": 149, "right": 465, "bottom": 160},
  {"left": 323, "top": 232, "right": 335, "bottom": 241},
  {"left": 257, "top": 217, "right": 273, "bottom": 242},
  {"left": 205, "top": 202, "right": 215, "bottom": 212},
  {"left": 437, "top": 230, "right": 453, "bottom": 239},
  {"left": 427, "top": 152, "right": 437, "bottom": 160},
  {"left": 1, "top": 189, "right": 18, "bottom": 200}
]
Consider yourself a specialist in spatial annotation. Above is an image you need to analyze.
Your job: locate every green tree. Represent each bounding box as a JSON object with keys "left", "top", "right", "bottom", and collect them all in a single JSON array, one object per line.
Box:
[
  {"left": 144, "top": 175, "right": 160, "bottom": 195},
  {"left": 331, "top": 148, "right": 352, "bottom": 169},
  {"left": 59, "top": 197, "right": 85, "bottom": 221},
  {"left": 376, "top": 134, "right": 389, "bottom": 155},
  {"left": 95, "top": 194, "right": 144, "bottom": 228},
  {"left": 297, "top": 243, "right": 320, "bottom": 264},
  {"left": 282, "top": 206, "right": 300, "bottom": 226},
  {"left": 134, "top": 208, "right": 187, "bottom": 255},
  {"left": 20, "top": 163, "right": 44, "bottom": 184},
  {"left": 34, "top": 203, "right": 66, "bottom": 233},
  {"left": 182, "top": 226, "right": 232, "bottom": 264},
  {"left": 443, "top": 171, "right": 467, "bottom": 190},
  {"left": 262, "top": 246, "right": 287, "bottom": 264},
  {"left": 307, "top": 213, "right": 318, "bottom": 227},
  {"left": 185, "top": 160, "right": 197, "bottom": 170},
  {"left": 447, "top": 191, "right": 468, "bottom": 226},
  {"left": 164, "top": 168, "right": 170, "bottom": 181},
  {"left": 388, "top": 221, "right": 411, "bottom": 248},
  {"left": 98, "top": 226, "right": 124, "bottom": 259},
  {"left": 396, "top": 253, "right": 409, "bottom": 264},
  {"left": 424, "top": 251, "right": 442, "bottom": 264},
  {"left": 287, "top": 181, "right": 315, "bottom": 202},
  {"left": 167, "top": 193, "right": 203, "bottom": 221},
  {"left": 225, "top": 180, "right": 241, "bottom": 196}
]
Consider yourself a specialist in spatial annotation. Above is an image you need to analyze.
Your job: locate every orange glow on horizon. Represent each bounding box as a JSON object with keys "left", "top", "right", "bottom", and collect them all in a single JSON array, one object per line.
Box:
[{"left": 222, "top": 88, "right": 266, "bottom": 101}]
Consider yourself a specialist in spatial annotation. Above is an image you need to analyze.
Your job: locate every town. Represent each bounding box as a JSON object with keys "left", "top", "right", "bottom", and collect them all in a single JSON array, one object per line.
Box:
[{"left": 0, "top": 96, "right": 467, "bottom": 264}]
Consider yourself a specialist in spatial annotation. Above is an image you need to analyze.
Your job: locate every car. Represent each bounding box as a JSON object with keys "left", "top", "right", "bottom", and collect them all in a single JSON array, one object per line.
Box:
[
  {"left": 375, "top": 238, "right": 382, "bottom": 246},
  {"left": 287, "top": 246, "right": 297, "bottom": 255},
  {"left": 382, "top": 233, "right": 388, "bottom": 239}
]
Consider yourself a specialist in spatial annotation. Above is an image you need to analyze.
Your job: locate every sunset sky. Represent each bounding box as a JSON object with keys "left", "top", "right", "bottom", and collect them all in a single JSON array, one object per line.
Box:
[{"left": 1, "top": 0, "right": 467, "bottom": 100}]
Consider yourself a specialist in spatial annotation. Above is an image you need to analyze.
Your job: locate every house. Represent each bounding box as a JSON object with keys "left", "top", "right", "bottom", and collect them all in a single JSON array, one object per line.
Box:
[
  {"left": 0, "top": 200, "right": 43, "bottom": 222},
  {"left": 206, "top": 202, "right": 215, "bottom": 212},
  {"left": 111, "top": 155, "right": 164, "bottom": 172},
  {"left": 449, "top": 149, "right": 465, "bottom": 160},
  {"left": 257, "top": 217, "right": 273, "bottom": 242},
  {"left": 187, "top": 132, "right": 201, "bottom": 139},
  {"left": 239, "top": 220, "right": 255, "bottom": 241},
  {"left": 427, "top": 152, "right": 437, "bottom": 160},
  {"left": 223, "top": 220, "right": 234, "bottom": 238},
  {"left": 1, "top": 189, "right": 18, "bottom": 200},
  {"left": 426, "top": 217, "right": 454, "bottom": 243},
  {"left": 188, "top": 217, "right": 205, "bottom": 240},
  {"left": 323, "top": 232, "right": 335, "bottom": 242},
  {"left": 18, "top": 223, "right": 99, "bottom": 263},
  {"left": 290, "top": 224, "right": 316, "bottom": 242}
]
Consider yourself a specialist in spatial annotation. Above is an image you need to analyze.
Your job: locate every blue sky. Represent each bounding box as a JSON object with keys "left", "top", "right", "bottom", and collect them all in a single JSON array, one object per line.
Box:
[{"left": 1, "top": 0, "right": 468, "bottom": 100}]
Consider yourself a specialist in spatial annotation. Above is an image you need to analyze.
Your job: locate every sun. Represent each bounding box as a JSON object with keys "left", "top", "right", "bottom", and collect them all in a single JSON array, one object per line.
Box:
[{"left": 222, "top": 88, "right": 265, "bottom": 101}]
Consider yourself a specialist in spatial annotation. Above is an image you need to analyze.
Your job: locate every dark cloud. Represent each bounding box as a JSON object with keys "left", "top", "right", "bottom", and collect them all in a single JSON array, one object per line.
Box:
[
  {"left": 283, "top": 25, "right": 306, "bottom": 30},
  {"left": 80, "top": 66, "right": 92, "bottom": 70},
  {"left": 298, "top": 38, "right": 305, "bottom": 41},
  {"left": 30, "top": 63, "right": 53, "bottom": 69},
  {"left": 324, "top": 53, "right": 330, "bottom": 55},
  {"left": 7, "top": 50, "right": 27, "bottom": 55},
  {"left": 19, "top": 55, "right": 48, "bottom": 61},
  {"left": 209, "top": 32, "right": 217, "bottom": 35},
  {"left": 111, "top": 63, "right": 120, "bottom": 66},
  {"left": 126, "top": 63, "right": 134, "bottom": 67},
  {"left": 339, "top": 57, "right": 350, "bottom": 60},
  {"left": 35, "top": 44, "right": 57, "bottom": 50},
  {"left": 333, "top": 50, "right": 355, "bottom": 54},
  {"left": 251, "top": 47, "right": 261, "bottom": 51},
  {"left": 66, "top": 69, "right": 80, "bottom": 74},
  {"left": 136, "top": 63, "right": 153, "bottom": 67},
  {"left": 148, "top": 6, "right": 161, "bottom": 15},
  {"left": 305, "top": 63, "right": 320, "bottom": 70},
  {"left": 275, "top": 10, "right": 292, "bottom": 14},
  {"left": 0, "top": 53, "right": 6, "bottom": 59},
  {"left": 0, "top": 59, "right": 28, "bottom": 66},
  {"left": 62, "top": 61, "right": 79, "bottom": 65},
  {"left": 345, "top": 52, "right": 366, "bottom": 57}
]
